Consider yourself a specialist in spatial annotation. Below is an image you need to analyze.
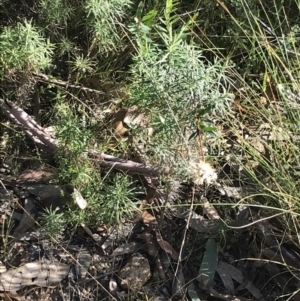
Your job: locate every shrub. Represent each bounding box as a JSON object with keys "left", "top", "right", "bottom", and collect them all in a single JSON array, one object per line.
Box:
[
  {"left": 0, "top": 20, "right": 54, "bottom": 76},
  {"left": 40, "top": 0, "right": 74, "bottom": 29},
  {"left": 127, "top": 0, "right": 233, "bottom": 172},
  {"left": 85, "top": 0, "right": 132, "bottom": 51},
  {"left": 97, "top": 173, "right": 140, "bottom": 225}
]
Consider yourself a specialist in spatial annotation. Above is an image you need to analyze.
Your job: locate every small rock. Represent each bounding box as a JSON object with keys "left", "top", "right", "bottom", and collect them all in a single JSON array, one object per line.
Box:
[{"left": 118, "top": 254, "right": 151, "bottom": 291}]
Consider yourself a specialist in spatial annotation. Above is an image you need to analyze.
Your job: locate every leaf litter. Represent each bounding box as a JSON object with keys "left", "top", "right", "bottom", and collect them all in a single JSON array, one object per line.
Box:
[{"left": 0, "top": 108, "right": 299, "bottom": 301}]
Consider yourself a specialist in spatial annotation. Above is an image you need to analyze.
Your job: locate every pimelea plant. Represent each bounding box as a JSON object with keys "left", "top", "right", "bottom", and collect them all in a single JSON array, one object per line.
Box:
[
  {"left": 0, "top": 20, "right": 54, "bottom": 76},
  {"left": 85, "top": 0, "right": 132, "bottom": 51},
  {"left": 127, "top": 0, "right": 233, "bottom": 176}
]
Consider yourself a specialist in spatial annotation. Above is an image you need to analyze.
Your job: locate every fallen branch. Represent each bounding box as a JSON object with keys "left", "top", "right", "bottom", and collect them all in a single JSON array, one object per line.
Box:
[
  {"left": 1, "top": 99, "right": 58, "bottom": 152},
  {"left": 100, "top": 153, "right": 169, "bottom": 176},
  {"left": 0, "top": 99, "right": 169, "bottom": 177},
  {"left": 33, "top": 73, "right": 106, "bottom": 95}
]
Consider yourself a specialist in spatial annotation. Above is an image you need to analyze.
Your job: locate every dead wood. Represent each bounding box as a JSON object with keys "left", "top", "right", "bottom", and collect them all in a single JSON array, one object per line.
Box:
[
  {"left": 0, "top": 99, "right": 169, "bottom": 177},
  {"left": 33, "top": 73, "right": 106, "bottom": 95}
]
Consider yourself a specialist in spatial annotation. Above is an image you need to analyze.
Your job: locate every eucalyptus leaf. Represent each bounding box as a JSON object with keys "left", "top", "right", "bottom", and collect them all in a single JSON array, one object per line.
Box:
[
  {"left": 188, "top": 283, "right": 201, "bottom": 301},
  {"left": 197, "top": 239, "right": 218, "bottom": 286}
]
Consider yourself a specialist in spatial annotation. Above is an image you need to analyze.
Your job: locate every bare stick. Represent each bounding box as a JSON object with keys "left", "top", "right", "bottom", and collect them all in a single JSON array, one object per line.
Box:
[
  {"left": 99, "top": 158, "right": 169, "bottom": 177},
  {"left": 1, "top": 100, "right": 58, "bottom": 152},
  {"left": 33, "top": 73, "right": 106, "bottom": 95},
  {"left": 0, "top": 99, "right": 169, "bottom": 177}
]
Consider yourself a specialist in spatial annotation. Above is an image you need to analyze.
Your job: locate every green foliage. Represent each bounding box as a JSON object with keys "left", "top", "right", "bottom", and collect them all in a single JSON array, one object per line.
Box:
[
  {"left": 85, "top": 0, "right": 132, "bottom": 51},
  {"left": 40, "top": 207, "right": 66, "bottom": 239},
  {"left": 54, "top": 101, "right": 95, "bottom": 188},
  {"left": 0, "top": 20, "right": 54, "bottom": 76},
  {"left": 127, "top": 1, "right": 232, "bottom": 169},
  {"left": 97, "top": 173, "right": 140, "bottom": 225},
  {"left": 57, "top": 37, "right": 74, "bottom": 57},
  {"left": 1, "top": 0, "right": 299, "bottom": 257},
  {"left": 40, "top": 0, "right": 74, "bottom": 29},
  {"left": 69, "top": 54, "right": 96, "bottom": 81},
  {"left": 197, "top": 0, "right": 300, "bottom": 215},
  {"left": 52, "top": 99, "right": 140, "bottom": 227},
  {"left": 1, "top": 0, "right": 300, "bottom": 297}
]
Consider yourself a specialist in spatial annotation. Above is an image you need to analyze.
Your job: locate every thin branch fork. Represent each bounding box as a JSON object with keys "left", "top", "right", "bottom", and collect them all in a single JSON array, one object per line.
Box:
[
  {"left": 33, "top": 73, "right": 107, "bottom": 95},
  {"left": 0, "top": 99, "right": 169, "bottom": 177}
]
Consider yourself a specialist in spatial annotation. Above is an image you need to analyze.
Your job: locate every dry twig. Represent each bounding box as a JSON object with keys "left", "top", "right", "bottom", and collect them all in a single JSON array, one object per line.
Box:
[
  {"left": 0, "top": 99, "right": 169, "bottom": 177},
  {"left": 33, "top": 73, "right": 107, "bottom": 95}
]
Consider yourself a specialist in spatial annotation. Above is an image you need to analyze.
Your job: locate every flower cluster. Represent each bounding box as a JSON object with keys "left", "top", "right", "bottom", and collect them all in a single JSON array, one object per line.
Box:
[{"left": 187, "top": 161, "right": 217, "bottom": 186}]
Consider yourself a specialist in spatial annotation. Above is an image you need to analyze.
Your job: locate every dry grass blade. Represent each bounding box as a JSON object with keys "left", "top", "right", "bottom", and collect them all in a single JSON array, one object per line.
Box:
[{"left": 172, "top": 262, "right": 186, "bottom": 300}]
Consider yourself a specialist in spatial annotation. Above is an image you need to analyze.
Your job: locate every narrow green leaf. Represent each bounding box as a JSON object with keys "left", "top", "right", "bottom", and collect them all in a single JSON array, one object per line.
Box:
[
  {"left": 188, "top": 130, "right": 198, "bottom": 141},
  {"left": 200, "top": 126, "right": 217, "bottom": 133},
  {"left": 136, "top": 1, "right": 143, "bottom": 21},
  {"left": 262, "top": 70, "right": 268, "bottom": 92},
  {"left": 197, "top": 105, "right": 215, "bottom": 117},
  {"left": 142, "top": 9, "right": 157, "bottom": 28},
  {"left": 198, "top": 239, "right": 218, "bottom": 286},
  {"left": 165, "top": 0, "right": 173, "bottom": 24}
]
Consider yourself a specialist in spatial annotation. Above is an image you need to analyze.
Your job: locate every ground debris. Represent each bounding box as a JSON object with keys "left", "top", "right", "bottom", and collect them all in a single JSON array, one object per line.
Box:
[
  {"left": 0, "top": 260, "right": 69, "bottom": 291},
  {"left": 118, "top": 253, "right": 151, "bottom": 291}
]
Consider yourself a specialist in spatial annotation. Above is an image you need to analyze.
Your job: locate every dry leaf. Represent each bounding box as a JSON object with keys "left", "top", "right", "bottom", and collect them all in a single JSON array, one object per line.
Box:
[
  {"left": 78, "top": 250, "right": 91, "bottom": 278},
  {"left": 136, "top": 231, "right": 158, "bottom": 257},
  {"left": 114, "top": 120, "right": 128, "bottom": 136},
  {"left": 72, "top": 188, "right": 87, "bottom": 209},
  {"left": 109, "top": 277, "right": 119, "bottom": 294},
  {"left": 216, "top": 184, "right": 257, "bottom": 200},
  {"left": 217, "top": 261, "right": 263, "bottom": 300},
  {"left": 141, "top": 211, "right": 156, "bottom": 224},
  {"left": 198, "top": 239, "right": 218, "bottom": 287},
  {"left": 201, "top": 197, "right": 220, "bottom": 220},
  {"left": 0, "top": 291, "right": 26, "bottom": 301},
  {"left": 118, "top": 254, "right": 151, "bottom": 291},
  {"left": 123, "top": 106, "right": 154, "bottom": 136},
  {"left": 111, "top": 242, "right": 144, "bottom": 257},
  {"left": 96, "top": 225, "right": 107, "bottom": 233},
  {"left": 0, "top": 261, "right": 6, "bottom": 274},
  {"left": 112, "top": 109, "right": 128, "bottom": 136},
  {"left": 249, "top": 139, "right": 265, "bottom": 153},
  {"left": 156, "top": 232, "right": 179, "bottom": 260},
  {"left": 13, "top": 197, "right": 36, "bottom": 240},
  {"left": 81, "top": 224, "right": 102, "bottom": 244},
  {"left": 16, "top": 167, "right": 54, "bottom": 184},
  {"left": 0, "top": 260, "right": 69, "bottom": 291},
  {"left": 134, "top": 201, "right": 157, "bottom": 224},
  {"left": 81, "top": 223, "right": 93, "bottom": 237}
]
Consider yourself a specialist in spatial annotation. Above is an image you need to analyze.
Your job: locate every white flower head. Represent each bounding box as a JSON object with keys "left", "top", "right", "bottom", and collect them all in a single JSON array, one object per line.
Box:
[{"left": 187, "top": 160, "right": 218, "bottom": 186}]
